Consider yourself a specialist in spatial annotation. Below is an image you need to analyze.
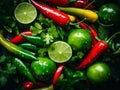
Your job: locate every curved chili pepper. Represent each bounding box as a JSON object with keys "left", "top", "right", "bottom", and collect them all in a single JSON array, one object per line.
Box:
[
  {"left": 57, "top": 6, "right": 98, "bottom": 23},
  {"left": 84, "top": 23, "right": 98, "bottom": 38},
  {"left": 12, "top": 58, "right": 36, "bottom": 83},
  {"left": 24, "top": 81, "right": 35, "bottom": 90},
  {"left": 23, "top": 81, "right": 47, "bottom": 90},
  {"left": 21, "top": 34, "right": 44, "bottom": 46},
  {"left": 31, "top": 0, "right": 70, "bottom": 27},
  {"left": 79, "top": 22, "right": 87, "bottom": 29},
  {"left": 40, "top": 0, "right": 94, "bottom": 9},
  {"left": 83, "top": 23, "right": 98, "bottom": 45},
  {"left": 10, "top": 30, "right": 32, "bottom": 44},
  {"left": 71, "top": 0, "right": 95, "bottom": 9},
  {"left": 18, "top": 43, "right": 39, "bottom": 52},
  {"left": 76, "top": 40, "right": 108, "bottom": 69},
  {"left": 0, "top": 32, "right": 38, "bottom": 61},
  {"left": 53, "top": 64, "right": 64, "bottom": 86},
  {"left": 79, "top": 22, "right": 98, "bottom": 45},
  {"left": 40, "top": 0, "right": 76, "bottom": 6}
]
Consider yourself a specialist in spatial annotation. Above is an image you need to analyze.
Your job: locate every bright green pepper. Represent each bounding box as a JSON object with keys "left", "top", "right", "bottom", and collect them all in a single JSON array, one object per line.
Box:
[
  {"left": 0, "top": 31, "right": 38, "bottom": 61},
  {"left": 12, "top": 57, "right": 36, "bottom": 83},
  {"left": 18, "top": 43, "right": 39, "bottom": 52},
  {"left": 21, "top": 34, "right": 44, "bottom": 46},
  {"left": 31, "top": 57, "right": 56, "bottom": 81}
]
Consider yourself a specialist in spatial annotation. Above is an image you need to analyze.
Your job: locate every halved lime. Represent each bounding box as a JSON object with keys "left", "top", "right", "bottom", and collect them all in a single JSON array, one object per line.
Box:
[
  {"left": 14, "top": 2, "right": 37, "bottom": 24},
  {"left": 48, "top": 41, "right": 72, "bottom": 63}
]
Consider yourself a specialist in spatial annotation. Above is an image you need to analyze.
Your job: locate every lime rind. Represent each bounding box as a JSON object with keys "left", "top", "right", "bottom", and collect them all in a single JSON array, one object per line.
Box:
[
  {"left": 14, "top": 2, "right": 37, "bottom": 24},
  {"left": 48, "top": 41, "right": 72, "bottom": 63}
]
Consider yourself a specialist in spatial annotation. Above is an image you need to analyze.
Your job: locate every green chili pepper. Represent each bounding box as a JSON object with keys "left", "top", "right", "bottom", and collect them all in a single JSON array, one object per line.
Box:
[
  {"left": 0, "top": 31, "right": 38, "bottom": 61},
  {"left": 21, "top": 34, "right": 44, "bottom": 46},
  {"left": 12, "top": 57, "right": 36, "bottom": 83},
  {"left": 18, "top": 43, "right": 39, "bottom": 52}
]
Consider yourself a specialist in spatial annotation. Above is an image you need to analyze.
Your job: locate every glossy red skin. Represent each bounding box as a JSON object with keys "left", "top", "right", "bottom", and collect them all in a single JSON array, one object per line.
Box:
[
  {"left": 79, "top": 22, "right": 98, "bottom": 45},
  {"left": 83, "top": 23, "right": 98, "bottom": 45},
  {"left": 41, "top": 0, "right": 69, "bottom": 6},
  {"left": 71, "top": 0, "right": 95, "bottom": 9},
  {"left": 53, "top": 64, "right": 64, "bottom": 86},
  {"left": 24, "top": 81, "right": 35, "bottom": 90},
  {"left": 31, "top": 0, "right": 69, "bottom": 27},
  {"left": 40, "top": 0, "right": 94, "bottom": 9},
  {"left": 79, "top": 22, "right": 87, "bottom": 29},
  {"left": 76, "top": 40, "right": 108, "bottom": 69},
  {"left": 10, "top": 30, "right": 32, "bottom": 44}
]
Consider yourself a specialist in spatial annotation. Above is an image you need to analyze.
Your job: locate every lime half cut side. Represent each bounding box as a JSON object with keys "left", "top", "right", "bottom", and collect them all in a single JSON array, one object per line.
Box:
[
  {"left": 48, "top": 41, "right": 72, "bottom": 63},
  {"left": 14, "top": 2, "right": 37, "bottom": 24}
]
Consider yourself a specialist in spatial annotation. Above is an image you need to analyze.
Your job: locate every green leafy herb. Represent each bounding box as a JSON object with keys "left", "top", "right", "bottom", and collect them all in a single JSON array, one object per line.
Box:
[{"left": 0, "top": 55, "right": 16, "bottom": 87}]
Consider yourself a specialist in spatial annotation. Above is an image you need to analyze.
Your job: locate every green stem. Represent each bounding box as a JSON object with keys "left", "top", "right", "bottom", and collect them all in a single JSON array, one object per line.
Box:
[
  {"left": 97, "top": 20, "right": 114, "bottom": 27},
  {"left": 106, "top": 32, "right": 120, "bottom": 43}
]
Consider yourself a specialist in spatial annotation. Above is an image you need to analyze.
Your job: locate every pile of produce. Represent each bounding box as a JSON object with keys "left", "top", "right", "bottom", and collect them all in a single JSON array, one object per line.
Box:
[{"left": 0, "top": 0, "right": 120, "bottom": 90}]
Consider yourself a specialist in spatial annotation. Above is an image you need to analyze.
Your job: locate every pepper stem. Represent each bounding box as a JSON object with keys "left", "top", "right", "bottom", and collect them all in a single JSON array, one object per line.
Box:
[
  {"left": 106, "top": 32, "right": 120, "bottom": 44},
  {"left": 69, "top": 18, "right": 86, "bottom": 28},
  {"left": 97, "top": 20, "right": 114, "bottom": 27},
  {"left": 84, "top": 0, "right": 95, "bottom": 9}
]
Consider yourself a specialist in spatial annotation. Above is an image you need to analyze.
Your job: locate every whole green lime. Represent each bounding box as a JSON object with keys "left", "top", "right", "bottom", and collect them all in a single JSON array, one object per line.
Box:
[
  {"left": 67, "top": 29, "right": 92, "bottom": 51},
  {"left": 87, "top": 62, "right": 111, "bottom": 83}
]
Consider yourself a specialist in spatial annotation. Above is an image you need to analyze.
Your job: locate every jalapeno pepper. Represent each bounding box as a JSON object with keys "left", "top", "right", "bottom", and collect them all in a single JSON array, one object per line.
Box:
[
  {"left": 21, "top": 34, "right": 44, "bottom": 46},
  {"left": 18, "top": 43, "right": 39, "bottom": 52},
  {"left": 12, "top": 58, "right": 36, "bottom": 83}
]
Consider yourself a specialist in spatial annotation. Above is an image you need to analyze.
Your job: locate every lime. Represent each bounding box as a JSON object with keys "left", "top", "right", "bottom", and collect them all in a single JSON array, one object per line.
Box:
[
  {"left": 67, "top": 29, "right": 92, "bottom": 51},
  {"left": 14, "top": 2, "right": 37, "bottom": 24},
  {"left": 87, "top": 62, "right": 111, "bottom": 83},
  {"left": 48, "top": 41, "right": 72, "bottom": 63}
]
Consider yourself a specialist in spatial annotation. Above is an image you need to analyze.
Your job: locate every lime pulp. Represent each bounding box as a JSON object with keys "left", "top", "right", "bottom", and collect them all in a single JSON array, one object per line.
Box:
[
  {"left": 14, "top": 2, "right": 37, "bottom": 24},
  {"left": 48, "top": 41, "right": 72, "bottom": 63}
]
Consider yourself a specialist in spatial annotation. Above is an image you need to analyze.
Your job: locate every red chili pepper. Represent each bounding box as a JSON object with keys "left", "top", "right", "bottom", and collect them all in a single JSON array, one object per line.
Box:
[
  {"left": 23, "top": 81, "right": 47, "bottom": 90},
  {"left": 79, "top": 22, "right": 87, "bottom": 29},
  {"left": 82, "top": 23, "right": 98, "bottom": 45},
  {"left": 40, "top": 0, "right": 94, "bottom": 9},
  {"left": 31, "top": 0, "right": 69, "bottom": 27},
  {"left": 53, "top": 64, "right": 64, "bottom": 86},
  {"left": 10, "top": 30, "right": 32, "bottom": 44},
  {"left": 71, "top": 0, "right": 95, "bottom": 9},
  {"left": 24, "top": 81, "right": 35, "bottom": 90},
  {"left": 76, "top": 40, "right": 108, "bottom": 69},
  {"left": 40, "top": 0, "right": 70, "bottom": 6},
  {"left": 84, "top": 23, "right": 98, "bottom": 38}
]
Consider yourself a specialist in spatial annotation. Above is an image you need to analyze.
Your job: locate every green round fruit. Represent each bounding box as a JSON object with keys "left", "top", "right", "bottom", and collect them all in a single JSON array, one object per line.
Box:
[
  {"left": 31, "top": 57, "right": 56, "bottom": 81},
  {"left": 14, "top": 2, "right": 37, "bottom": 24},
  {"left": 67, "top": 29, "right": 92, "bottom": 51},
  {"left": 48, "top": 41, "right": 72, "bottom": 63},
  {"left": 87, "top": 62, "right": 111, "bottom": 83},
  {"left": 98, "top": 3, "right": 120, "bottom": 25}
]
